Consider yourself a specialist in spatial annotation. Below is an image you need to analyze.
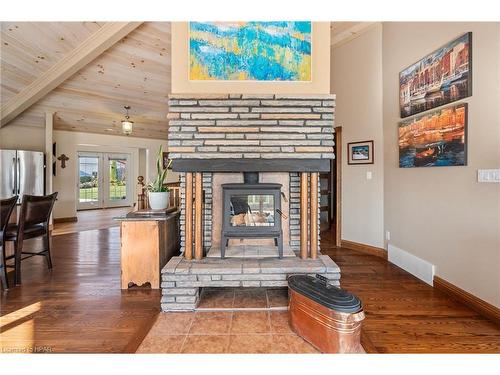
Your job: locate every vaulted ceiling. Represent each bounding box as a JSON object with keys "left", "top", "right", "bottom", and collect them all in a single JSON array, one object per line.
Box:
[
  {"left": 0, "top": 21, "right": 371, "bottom": 141},
  {"left": 1, "top": 22, "right": 171, "bottom": 139}
]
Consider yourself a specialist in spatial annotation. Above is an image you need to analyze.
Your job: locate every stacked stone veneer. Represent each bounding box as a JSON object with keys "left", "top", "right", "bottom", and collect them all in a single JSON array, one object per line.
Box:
[
  {"left": 161, "top": 255, "right": 341, "bottom": 311},
  {"left": 167, "top": 94, "right": 335, "bottom": 159},
  {"left": 168, "top": 94, "right": 335, "bottom": 254}
]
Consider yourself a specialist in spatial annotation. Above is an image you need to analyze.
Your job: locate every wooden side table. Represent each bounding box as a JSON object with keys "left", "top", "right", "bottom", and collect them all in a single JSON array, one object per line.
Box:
[{"left": 118, "top": 211, "right": 179, "bottom": 289}]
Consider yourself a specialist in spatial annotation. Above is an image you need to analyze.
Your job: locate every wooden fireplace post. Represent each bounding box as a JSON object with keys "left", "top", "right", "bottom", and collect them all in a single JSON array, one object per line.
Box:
[
  {"left": 300, "top": 172, "right": 309, "bottom": 259},
  {"left": 310, "top": 172, "right": 318, "bottom": 259},
  {"left": 184, "top": 172, "right": 193, "bottom": 260},
  {"left": 194, "top": 172, "right": 203, "bottom": 260}
]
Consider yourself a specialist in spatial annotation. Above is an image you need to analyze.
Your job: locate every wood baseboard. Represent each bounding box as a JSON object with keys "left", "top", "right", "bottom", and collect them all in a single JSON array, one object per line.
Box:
[
  {"left": 53, "top": 216, "right": 78, "bottom": 224},
  {"left": 434, "top": 276, "right": 499, "bottom": 326},
  {"left": 341, "top": 240, "right": 388, "bottom": 260}
]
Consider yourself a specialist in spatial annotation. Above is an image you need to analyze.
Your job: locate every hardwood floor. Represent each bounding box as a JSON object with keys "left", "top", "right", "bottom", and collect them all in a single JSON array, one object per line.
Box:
[
  {"left": 0, "top": 227, "right": 160, "bottom": 353},
  {"left": 1, "top": 226, "right": 499, "bottom": 353},
  {"left": 320, "top": 231, "right": 500, "bottom": 353},
  {"left": 52, "top": 206, "right": 131, "bottom": 236}
]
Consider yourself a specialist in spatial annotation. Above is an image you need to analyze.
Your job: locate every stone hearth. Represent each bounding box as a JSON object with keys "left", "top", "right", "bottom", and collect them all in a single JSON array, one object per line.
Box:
[
  {"left": 161, "top": 255, "right": 340, "bottom": 311},
  {"left": 206, "top": 245, "right": 296, "bottom": 258}
]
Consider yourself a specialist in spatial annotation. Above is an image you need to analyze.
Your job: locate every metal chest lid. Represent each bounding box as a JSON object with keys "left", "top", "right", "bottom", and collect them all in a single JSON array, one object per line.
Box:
[{"left": 288, "top": 275, "right": 362, "bottom": 313}]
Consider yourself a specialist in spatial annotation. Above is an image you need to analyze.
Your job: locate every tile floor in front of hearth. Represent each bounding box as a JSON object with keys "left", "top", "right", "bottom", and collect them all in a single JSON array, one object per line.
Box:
[
  {"left": 197, "top": 287, "right": 289, "bottom": 310},
  {"left": 137, "top": 288, "right": 319, "bottom": 354}
]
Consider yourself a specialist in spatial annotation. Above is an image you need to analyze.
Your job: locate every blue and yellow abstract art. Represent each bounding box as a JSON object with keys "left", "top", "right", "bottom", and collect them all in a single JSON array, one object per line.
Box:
[{"left": 189, "top": 22, "right": 312, "bottom": 81}]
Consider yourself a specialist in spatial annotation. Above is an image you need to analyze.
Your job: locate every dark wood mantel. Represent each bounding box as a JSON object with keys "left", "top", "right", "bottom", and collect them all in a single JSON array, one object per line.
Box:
[{"left": 172, "top": 158, "right": 331, "bottom": 172}]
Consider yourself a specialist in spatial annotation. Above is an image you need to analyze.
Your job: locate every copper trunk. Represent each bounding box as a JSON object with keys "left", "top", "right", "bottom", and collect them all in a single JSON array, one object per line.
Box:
[{"left": 288, "top": 288, "right": 365, "bottom": 353}]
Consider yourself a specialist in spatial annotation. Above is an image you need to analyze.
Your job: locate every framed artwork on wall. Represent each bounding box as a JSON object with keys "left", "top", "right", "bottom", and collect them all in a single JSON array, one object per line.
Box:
[
  {"left": 399, "top": 32, "right": 472, "bottom": 118},
  {"left": 188, "top": 21, "right": 312, "bottom": 81},
  {"left": 398, "top": 103, "right": 468, "bottom": 168},
  {"left": 347, "top": 141, "right": 374, "bottom": 165}
]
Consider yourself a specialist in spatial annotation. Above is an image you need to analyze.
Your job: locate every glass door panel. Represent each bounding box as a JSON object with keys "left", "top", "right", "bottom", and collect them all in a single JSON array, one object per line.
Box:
[
  {"left": 77, "top": 152, "right": 132, "bottom": 210},
  {"left": 77, "top": 154, "right": 101, "bottom": 210},
  {"left": 230, "top": 194, "right": 275, "bottom": 227},
  {"left": 104, "top": 154, "right": 131, "bottom": 207}
]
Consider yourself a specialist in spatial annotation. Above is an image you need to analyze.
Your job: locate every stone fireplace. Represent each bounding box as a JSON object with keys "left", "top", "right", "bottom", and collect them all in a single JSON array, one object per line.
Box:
[{"left": 161, "top": 93, "right": 340, "bottom": 311}]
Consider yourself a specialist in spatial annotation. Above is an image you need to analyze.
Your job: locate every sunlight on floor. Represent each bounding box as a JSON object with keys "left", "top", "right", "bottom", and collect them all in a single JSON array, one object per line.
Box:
[{"left": 0, "top": 302, "right": 41, "bottom": 353}]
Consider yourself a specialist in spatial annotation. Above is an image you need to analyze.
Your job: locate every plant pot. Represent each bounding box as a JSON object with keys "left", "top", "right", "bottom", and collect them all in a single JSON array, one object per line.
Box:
[{"left": 148, "top": 191, "right": 169, "bottom": 210}]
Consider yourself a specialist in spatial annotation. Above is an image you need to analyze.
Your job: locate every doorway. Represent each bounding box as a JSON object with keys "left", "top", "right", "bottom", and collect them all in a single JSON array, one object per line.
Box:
[
  {"left": 77, "top": 152, "right": 133, "bottom": 210},
  {"left": 319, "top": 126, "right": 342, "bottom": 247}
]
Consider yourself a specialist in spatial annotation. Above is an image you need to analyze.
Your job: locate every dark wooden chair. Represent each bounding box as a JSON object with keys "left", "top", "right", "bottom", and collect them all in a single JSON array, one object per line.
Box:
[
  {"left": 4, "top": 193, "right": 58, "bottom": 285},
  {"left": 1, "top": 196, "right": 18, "bottom": 290}
]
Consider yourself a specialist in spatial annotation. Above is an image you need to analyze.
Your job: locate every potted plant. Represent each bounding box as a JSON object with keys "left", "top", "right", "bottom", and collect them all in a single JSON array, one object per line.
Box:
[{"left": 147, "top": 145, "right": 172, "bottom": 210}]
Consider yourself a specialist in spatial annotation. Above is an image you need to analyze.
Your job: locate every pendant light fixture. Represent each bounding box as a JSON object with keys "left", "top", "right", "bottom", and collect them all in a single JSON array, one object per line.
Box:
[{"left": 121, "top": 105, "right": 133, "bottom": 135}]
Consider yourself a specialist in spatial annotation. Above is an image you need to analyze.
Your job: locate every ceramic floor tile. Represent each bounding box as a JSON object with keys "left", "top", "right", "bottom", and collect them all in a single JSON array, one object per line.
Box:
[
  {"left": 189, "top": 311, "right": 232, "bottom": 335},
  {"left": 231, "top": 311, "right": 270, "bottom": 334},
  {"left": 136, "top": 335, "right": 186, "bottom": 353},
  {"left": 150, "top": 312, "right": 194, "bottom": 335},
  {"left": 269, "top": 334, "right": 295, "bottom": 353},
  {"left": 270, "top": 311, "right": 294, "bottom": 334},
  {"left": 181, "top": 335, "right": 230, "bottom": 353},
  {"left": 267, "top": 288, "right": 289, "bottom": 308},
  {"left": 283, "top": 334, "right": 320, "bottom": 353},
  {"left": 227, "top": 334, "right": 274, "bottom": 353},
  {"left": 233, "top": 288, "right": 268, "bottom": 308},
  {"left": 198, "top": 288, "right": 235, "bottom": 309}
]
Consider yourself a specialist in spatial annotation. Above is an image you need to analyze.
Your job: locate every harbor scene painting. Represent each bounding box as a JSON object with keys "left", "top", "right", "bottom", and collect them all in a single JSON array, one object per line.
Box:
[
  {"left": 399, "top": 103, "right": 467, "bottom": 168},
  {"left": 189, "top": 22, "right": 311, "bottom": 81},
  {"left": 399, "top": 32, "right": 472, "bottom": 118}
]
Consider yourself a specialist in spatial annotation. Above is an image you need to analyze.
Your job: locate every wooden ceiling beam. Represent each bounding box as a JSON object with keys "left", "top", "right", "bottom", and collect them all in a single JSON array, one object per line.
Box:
[{"left": 1, "top": 22, "right": 142, "bottom": 127}]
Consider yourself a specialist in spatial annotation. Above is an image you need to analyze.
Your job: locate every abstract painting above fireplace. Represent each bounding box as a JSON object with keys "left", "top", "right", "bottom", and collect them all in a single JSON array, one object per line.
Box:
[{"left": 189, "top": 22, "right": 312, "bottom": 81}]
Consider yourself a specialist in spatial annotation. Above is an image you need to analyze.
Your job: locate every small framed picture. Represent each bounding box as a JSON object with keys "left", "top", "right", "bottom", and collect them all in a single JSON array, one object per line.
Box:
[{"left": 347, "top": 141, "right": 374, "bottom": 165}]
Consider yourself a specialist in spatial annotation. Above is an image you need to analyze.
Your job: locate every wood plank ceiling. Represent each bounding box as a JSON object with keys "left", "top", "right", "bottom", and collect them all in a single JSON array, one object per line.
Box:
[{"left": 1, "top": 22, "right": 171, "bottom": 139}]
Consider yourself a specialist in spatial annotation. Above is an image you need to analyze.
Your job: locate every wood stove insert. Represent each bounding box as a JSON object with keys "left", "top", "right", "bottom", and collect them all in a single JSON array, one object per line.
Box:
[{"left": 221, "top": 183, "right": 284, "bottom": 259}]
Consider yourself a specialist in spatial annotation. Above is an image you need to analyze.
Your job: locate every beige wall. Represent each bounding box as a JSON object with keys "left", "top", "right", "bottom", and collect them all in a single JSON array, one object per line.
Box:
[
  {"left": 0, "top": 124, "right": 45, "bottom": 152},
  {"left": 331, "top": 24, "right": 385, "bottom": 248},
  {"left": 52, "top": 131, "right": 175, "bottom": 219},
  {"left": 171, "top": 22, "right": 330, "bottom": 94},
  {"left": 383, "top": 23, "right": 500, "bottom": 307}
]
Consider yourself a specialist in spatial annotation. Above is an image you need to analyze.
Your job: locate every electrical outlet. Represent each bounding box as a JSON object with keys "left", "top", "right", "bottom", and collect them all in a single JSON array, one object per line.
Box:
[
  {"left": 366, "top": 171, "right": 372, "bottom": 180},
  {"left": 385, "top": 231, "right": 391, "bottom": 241}
]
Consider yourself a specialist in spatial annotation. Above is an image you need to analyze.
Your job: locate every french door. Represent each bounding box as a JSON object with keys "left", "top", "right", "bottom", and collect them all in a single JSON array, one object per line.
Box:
[{"left": 77, "top": 152, "right": 132, "bottom": 210}]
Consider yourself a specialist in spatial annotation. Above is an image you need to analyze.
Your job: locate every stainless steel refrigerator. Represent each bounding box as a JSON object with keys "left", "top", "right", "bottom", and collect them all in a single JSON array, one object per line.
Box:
[{"left": 0, "top": 150, "right": 45, "bottom": 203}]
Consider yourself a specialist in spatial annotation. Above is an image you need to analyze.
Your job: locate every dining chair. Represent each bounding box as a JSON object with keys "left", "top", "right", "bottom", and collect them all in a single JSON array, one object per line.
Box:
[
  {"left": 0, "top": 196, "right": 18, "bottom": 290},
  {"left": 4, "top": 192, "right": 58, "bottom": 285}
]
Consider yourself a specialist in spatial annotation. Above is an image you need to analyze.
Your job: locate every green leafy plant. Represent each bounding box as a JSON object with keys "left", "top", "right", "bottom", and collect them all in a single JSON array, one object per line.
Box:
[{"left": 146, "top": 145, "right": 171, "bottom": 192}]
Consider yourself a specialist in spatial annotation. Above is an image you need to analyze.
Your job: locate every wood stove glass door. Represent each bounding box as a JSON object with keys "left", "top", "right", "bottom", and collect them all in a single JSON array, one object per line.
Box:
[{"left": 230, "top": 194, "right": 275, "bottom": 227}]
